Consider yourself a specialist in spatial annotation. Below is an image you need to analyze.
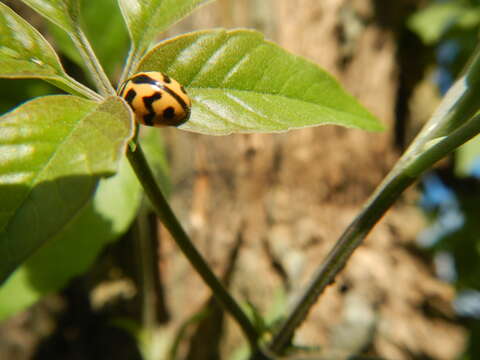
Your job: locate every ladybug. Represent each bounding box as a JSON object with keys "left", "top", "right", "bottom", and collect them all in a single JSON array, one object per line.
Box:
[{"left": 118, "top": 71, "right": 191, "bottom": 127}]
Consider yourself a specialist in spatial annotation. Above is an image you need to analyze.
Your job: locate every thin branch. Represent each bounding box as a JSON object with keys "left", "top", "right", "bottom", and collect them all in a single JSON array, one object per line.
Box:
[
  {"left": 71, "top": 28, "right": 115, "bottom": 97},
  {"left": 268, "top": 45, "right": 480, "bottom": 354},
  {"left": 126, "top": 144, "right": 261, "bottom": 352}
]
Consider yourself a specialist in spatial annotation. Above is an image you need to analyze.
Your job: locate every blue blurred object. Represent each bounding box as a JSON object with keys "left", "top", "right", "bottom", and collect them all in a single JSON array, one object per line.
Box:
[
  {"left": 437, "top": 40, "right": 460, "bottom": 65},
  {"left": 418, "top": 174, "right": 464, "bottom": 247},
  {"left": 455, "top": 289, "right": 480, "bottom": 319},
  {"left": 436, "top": 40, "right": 460, "bottom": 94},
  {"left": 470, "top": 157, "right": 480, "bottom": 179}
]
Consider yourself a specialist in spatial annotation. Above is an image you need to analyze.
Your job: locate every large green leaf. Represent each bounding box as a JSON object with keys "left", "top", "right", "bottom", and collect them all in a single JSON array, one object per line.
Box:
[
  {"left": 0, "top": 156, "right": 142, "bottom": 321},
  {"left": 138, "top": 29, "right": 383, "bottom": 135},
  {"left": 118, "top": 0, "right": 211, "bottom": 56},
  {"left": 0, "top": 95, "right": 133, "bottom": 283},
  {"left": 20, "top": 0, "right": 79, "bottom": 33},
  {"left": 0, "top": 2, "right": 65, "bottom": 79}
]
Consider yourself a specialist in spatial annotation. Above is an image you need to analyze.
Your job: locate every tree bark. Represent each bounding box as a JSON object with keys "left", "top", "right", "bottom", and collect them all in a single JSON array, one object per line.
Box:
[{"left": 161, "top": 0, "right": 466, "bottom": 359}]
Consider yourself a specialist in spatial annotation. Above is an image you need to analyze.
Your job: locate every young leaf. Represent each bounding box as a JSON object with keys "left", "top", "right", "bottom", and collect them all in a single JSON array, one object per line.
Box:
[
  {"left": 0, "top": 3, "right": 99, "bottom": 100},
  {"left": 118, "top": 0, "right": 211, "bottom": 57},
  {"left": 0, "top": 2, "right": 65, "bottom": 79},
  {"left": 408, "top": 3, "right": 480, "bottom": 45},
  {"left": 20, "top": 0, "right": 79, "bottom": 33},
  {"left": 0, "top": 157, "right": 142, "bottom": 321},
  {"left": 138, "top": 29, "right": 383, "bottom": 135},
  {"left": 0, "top": 95, "right": 133, "bottom": 283}
]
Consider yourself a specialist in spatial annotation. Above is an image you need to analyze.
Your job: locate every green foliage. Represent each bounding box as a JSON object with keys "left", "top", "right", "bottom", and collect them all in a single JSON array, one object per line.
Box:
[
  {"left": 119, "top": 0, "right": 211, "bottom": 57},
  {"left": 408, "top": 2, "right": 480, "bottom": 45},
  {"left": 0, "top": 95, "right": 133, "bottom": 283},
  {"left": 139, "top": 30, "right": 382, "bottom": 135},
  {"left": 409, "top": 2, "right": 480, "bottom": 359},
  {"left": 140, "top": 128, "right": 171, "bottom": 196},
  {"left": 0, "top": 0, "right": 383, "bottom": 345},
  {"left": 20, "top": 0, "right": 80, "bottom": 33},
  {"left": 0, "top": 2, "right": 66, "bottom": 79},
  {"left": 0, "top": 156, "right": 141, "bottom": 321},
  {"left": 48, "top": 0, "right": 130, "bottom": 77},
  {"left": 456, "top": 135, "right": 480, "bottom": 176}
]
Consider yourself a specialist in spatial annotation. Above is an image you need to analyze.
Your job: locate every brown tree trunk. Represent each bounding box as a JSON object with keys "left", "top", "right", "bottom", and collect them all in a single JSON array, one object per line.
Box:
[{"left": 161, "top": 0, "right": 466, "bottom": 359}]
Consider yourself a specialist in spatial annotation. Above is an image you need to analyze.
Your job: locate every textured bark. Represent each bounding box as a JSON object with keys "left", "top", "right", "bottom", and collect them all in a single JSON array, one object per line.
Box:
[{"left": 160, "top": 0, "right": 466, "bottom": 359}]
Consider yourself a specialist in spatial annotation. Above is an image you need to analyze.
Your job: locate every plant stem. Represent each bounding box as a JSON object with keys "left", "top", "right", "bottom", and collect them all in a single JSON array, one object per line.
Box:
[
  {"left": 269, "top": 113, "right": 480, "bottom": 353},
  {"left": 71, "top": 28, "right": 115, "bottom": 97},
  {"left": 126, "top": 144, "right": 260, "bottom": 351},
  {"left": 135, "top": 206, "right": 159, "bottom": 333},
  {"left": 46, "top": 76, "right": 102, "bottom": 101},
  {"left": 268, "top": 45, "right": 480, "bottom": 354},
  {"left": 119, "top": 48, "right": 142, "bottom": 86},
  {"left": 119, "top": 49, "right": 135, "bottom": 86}
]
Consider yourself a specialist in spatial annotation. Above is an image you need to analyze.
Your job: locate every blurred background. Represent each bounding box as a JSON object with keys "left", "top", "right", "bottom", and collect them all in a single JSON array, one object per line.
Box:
[{"left": 1, "top": 0, "right": 480, "bottom": 359}]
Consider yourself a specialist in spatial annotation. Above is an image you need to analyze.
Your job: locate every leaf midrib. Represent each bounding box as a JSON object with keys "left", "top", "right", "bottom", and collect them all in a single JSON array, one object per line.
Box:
[{"left": 190, "top": 87, "right": 373, "bottom": 121}]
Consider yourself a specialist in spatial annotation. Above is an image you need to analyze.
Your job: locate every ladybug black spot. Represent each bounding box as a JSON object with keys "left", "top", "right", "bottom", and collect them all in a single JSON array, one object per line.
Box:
[
  {"left": 124, "top": 89, "right": 136, "bottom": 105},
  {"left": 143, "top": 92, "right": 162, "bottom": 109},
  {"left": 132, "top": 74, "right": 157, "bottom": 85},
  {"left": 142, "top": 92, "right": 162, "bottom": 126},
  {"left": 163, "top": 107, "right": 175, "bottom": 119},
  {"left": 143, "top": 113, "right": 155, "bottom": 126}
]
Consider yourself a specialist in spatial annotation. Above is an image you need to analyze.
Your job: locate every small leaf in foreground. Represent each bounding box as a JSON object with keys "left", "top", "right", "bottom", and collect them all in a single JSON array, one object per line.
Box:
[
  {"left": 138, "top": 29, "right": 383, "bottom": 135},
  {"left": 0, "top": 95, "right": 133, "bottom": 283},
  {"left": 118, "top": 0, "right": 211, "bottom": 57},
  {"left": 20, "top": 0, "right": 79, "bottom": 33},
  {"left": 0, "top": 2, "right": 65, "bottom": 79}
]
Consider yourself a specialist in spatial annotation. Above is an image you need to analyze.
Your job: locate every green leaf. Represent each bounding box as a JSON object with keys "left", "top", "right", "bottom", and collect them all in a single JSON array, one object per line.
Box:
[
  {"left": 0, "top": 95, "right": 133, "bottom": 283},
  {"left": 0, "top": 2, "right": 65, "bottom": 79},
  {"left": 455, "top": 134, "right": 480, "bottom": 177},
  {"left": 20, "top": 0, "right": 79, "bottom": 33},
  {"left": 118, "top": 0, "right": 211, "bottom": 56},
  {"left": 408, "top": 3, "right": 480, "bottom": 44},
  {"left": 0, "top": 156, "right": 142, "bottom": 321},
  {"left": 0, "top": 3, "right": 98, "bottom": 100},
  {"left": 138, "top": 29, "right": 382, "bottom": 135}
]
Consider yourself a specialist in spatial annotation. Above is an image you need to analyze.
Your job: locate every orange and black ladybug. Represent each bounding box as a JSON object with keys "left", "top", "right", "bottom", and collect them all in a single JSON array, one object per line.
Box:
[{"left": 119, "top": 71, "right": 191, "bottom": 127}]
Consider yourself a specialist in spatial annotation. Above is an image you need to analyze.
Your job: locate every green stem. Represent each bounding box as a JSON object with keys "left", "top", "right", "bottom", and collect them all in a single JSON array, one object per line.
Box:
[
  {"left": 135, "top": 206, "right": 158, "bottom": 333},
  {"left": 134, "top": 206, "right": 163, "bottom": 360},
  {"left": 71, "top": 28, "right": 115, "bottom": 96},
  {"left": 46, "top": 76, "right": 102, "bottom": 101},
  {"left": 126, "top": 144, "right": 260, "bottom": 351},
  {"left": 268, "top": 45, "right": 480, "bottom": 354},
  {"left": 269, "top": 112, "right": 480, "bottom": 354},
  {"left": 119, "top": 48, "right": 142, "bottom": 86}
]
